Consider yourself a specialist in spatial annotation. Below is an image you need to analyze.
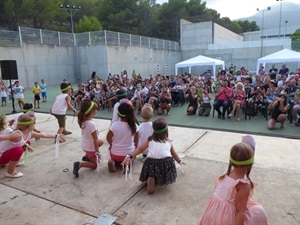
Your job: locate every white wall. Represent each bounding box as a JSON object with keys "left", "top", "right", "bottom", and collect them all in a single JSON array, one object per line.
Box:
[{"left": 0, "top": 43, "right": 180, "bottom": 88}]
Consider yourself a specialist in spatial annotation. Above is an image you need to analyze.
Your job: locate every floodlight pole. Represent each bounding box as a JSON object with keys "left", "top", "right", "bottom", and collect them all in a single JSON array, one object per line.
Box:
[
  {"left": 257, "top": 7, "right": 271, "bottom": 57},
  {"left": 277, "top": 0, "right": 284, "bottom": 39},
  {"left": 59, "top": 4, "right": 81, "bottom": 33}
]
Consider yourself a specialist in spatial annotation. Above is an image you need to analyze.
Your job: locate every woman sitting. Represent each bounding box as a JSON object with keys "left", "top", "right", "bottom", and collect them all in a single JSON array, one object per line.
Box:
[
  {"left": 228, "top": 82, "right": 246, "bottom": 121},
  {"left": 267, "top": 94, "right": 290, "bottom": 129}
]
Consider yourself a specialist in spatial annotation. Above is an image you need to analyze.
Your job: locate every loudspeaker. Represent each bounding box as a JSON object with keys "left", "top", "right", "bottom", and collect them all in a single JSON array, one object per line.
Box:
[{"left": 0, "top": 60, "right": 19, "bottom": 80}]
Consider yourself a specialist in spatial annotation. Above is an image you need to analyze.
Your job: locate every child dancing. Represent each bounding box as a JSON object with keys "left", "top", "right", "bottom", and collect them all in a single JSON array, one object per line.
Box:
[
  {"left": 106, "top": 100, "right": 139, "bottom": 172},
  {"left": 51, "top": 83, "right": 77, "bottom": 139},
  {"left": 0, "top": 114, "right": 62, "bottom": 178},
  {"left": 73, "top": 100, "right": 103, "bottom": 178},
  {"left": 198, "top": 142, "right": 268, "bottom": 225},
  {"left": 122, "top": 117, "right": 183, "bottom": 194}
]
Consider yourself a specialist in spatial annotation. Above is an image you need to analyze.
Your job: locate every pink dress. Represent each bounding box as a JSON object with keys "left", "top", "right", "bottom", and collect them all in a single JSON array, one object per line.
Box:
[{"left": 198, "top": 175, "right": 268, "bottom": 225}]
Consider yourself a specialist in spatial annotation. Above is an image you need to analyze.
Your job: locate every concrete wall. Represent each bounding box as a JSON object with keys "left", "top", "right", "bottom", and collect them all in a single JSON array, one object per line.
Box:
[
  {"left": 0, "top": 44, "right": 76, "bottom": 88},
  {"left": 76, "top": 45, "right": 180, "bottom": 82},
  {"left": 180, "top": 20, "right": 213, "bottom": 51},
  {"left": 214, "top": 23, "right": 244, "bottom": 45},
  {"left": 0, "top": 43, "right": 180, "bottom": 88},
  {"left": 179, "top": 20, "right": 299, "bottom": 75}
]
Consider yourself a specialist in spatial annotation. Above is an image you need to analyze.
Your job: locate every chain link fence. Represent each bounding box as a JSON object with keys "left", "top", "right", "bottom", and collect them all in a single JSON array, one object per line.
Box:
[{"left": 0, "top": 27, "right": 180, "bottom": 51}]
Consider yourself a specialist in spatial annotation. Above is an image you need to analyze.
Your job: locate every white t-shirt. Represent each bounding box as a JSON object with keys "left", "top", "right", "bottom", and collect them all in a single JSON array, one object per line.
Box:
[
  {"left": 0, "top": 129, "right": 29, "bottom": 155},
  {"left": 111, "top": 102, "right": 120, "bottom": 123},
  {"left": 138, "top": 121, "right": 153, "bottom": 155},
  {"left": 147, "top": 140, "right": 172, "bottom": 159},
  {"left": 81, "top": 120, "right": 99, "bottom": 152},
  {"left": 110, "top": 121, "right": 139, "bottom": 156},
  {"left": 51, "top": 93, "right": 68, "bottom": 115},
  {"left": 141, "top": 87, "right": 149, "bottom": 96},
  {"left": 1, "top": 90, "right": 7, "bottom": 97},
  {"left": 12, "top": 86, "right": 24, "bottom": 98}
]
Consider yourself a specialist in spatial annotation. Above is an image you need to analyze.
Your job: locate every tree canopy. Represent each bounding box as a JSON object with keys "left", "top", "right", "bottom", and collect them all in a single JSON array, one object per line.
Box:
[{"left": 0, "top": 0, "right": 260, "bottom": 41}]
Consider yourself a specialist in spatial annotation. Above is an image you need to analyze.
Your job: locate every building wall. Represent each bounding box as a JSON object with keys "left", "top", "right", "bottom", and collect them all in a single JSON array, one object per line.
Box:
[
  {"left": 179, "top": 20, "right": 299, "bottom": 75},
  {"left": 213, "top": 23, "right": 244, "bottom": 45},
  {"left": 0, "top": 44, "right": 76, "bottom": 88},
  {"left": 0, "top": 44, "right": 180, "bottom": 88}
]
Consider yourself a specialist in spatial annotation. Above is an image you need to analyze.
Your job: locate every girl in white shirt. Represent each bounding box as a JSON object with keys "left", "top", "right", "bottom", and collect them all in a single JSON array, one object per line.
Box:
[
  {"left": 0, "top": 114, "right": 60, "bottom": 178},
  {"left": 122, "top": 117, "right": 184, "bottom": 194},
  {"left": 73, "top": 100, "right": 103, "bottom": 178},
  {"left": 106, "top": 100, "right": 139, "bottom": 172}
]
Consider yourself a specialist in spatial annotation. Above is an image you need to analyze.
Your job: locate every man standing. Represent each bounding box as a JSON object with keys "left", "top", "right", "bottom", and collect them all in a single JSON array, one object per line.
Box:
[
  {"left": 269, "top": 64, "right": 278, "bottom": 80},
  {"left": 279, "top": 64, "right": 289, "bottom": 76}
]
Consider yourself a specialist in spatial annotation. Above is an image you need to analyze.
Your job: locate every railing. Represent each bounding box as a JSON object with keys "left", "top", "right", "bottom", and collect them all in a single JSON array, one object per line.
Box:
[{"left": 0, "top": 27, "right": 180, "bottom": 51}]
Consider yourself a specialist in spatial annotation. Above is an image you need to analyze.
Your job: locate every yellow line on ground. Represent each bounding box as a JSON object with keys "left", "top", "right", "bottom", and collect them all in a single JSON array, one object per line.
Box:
[{"left": 187, "top": 117, "right": 200, "bottom": 126}]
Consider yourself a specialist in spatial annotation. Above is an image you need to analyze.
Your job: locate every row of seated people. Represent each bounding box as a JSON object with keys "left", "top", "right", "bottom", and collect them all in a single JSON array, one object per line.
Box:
[
  {"left": 213, "top": 72, "right": 300, "bottom": 127},
  {"left": 70, "top": 72, "right": 300, "bottom": 127}
]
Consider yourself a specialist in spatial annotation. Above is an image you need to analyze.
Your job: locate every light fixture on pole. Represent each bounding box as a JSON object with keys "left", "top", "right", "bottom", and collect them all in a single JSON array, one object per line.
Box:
[
  {"left": 257, "top": 7, "right": 271, "bottom": 57},
  {"left": 59, "top": 4, "right": 81, "bottom": 33},
  {"left": 284, "top": 20, "right": 288, "bottom": 38},
  {"left": 276, "top": 0, "right": 284, "bottom": 39}
]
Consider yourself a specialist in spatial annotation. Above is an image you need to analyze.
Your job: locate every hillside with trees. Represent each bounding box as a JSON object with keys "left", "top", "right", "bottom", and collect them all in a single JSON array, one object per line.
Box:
[{"left": 0, "top": 0, "right": 259, "bottom": 41}]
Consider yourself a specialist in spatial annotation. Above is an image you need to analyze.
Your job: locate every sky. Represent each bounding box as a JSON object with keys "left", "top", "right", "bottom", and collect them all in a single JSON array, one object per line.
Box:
[{"left": 156, "top": 0, "right": 300, "bottom": 20}]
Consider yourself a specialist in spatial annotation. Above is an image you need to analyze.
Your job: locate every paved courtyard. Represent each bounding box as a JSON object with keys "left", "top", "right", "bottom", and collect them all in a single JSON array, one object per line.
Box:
[{"left": 0, "top": 112, "right": 299, "bottom": 225}]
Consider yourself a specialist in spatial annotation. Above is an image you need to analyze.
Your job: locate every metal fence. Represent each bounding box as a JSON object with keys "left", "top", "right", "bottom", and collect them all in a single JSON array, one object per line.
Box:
[{"left": 0, "top": 27, "right": 180, "bottom": 51}]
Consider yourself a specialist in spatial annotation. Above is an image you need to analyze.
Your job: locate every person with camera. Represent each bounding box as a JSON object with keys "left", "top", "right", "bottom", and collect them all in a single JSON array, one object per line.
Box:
[
  {"left": 213, "top": 80, "right": 233, "bottom": 119},
  {"left": 184, "top": 85, "right": 198, "bottom": 115},
  {"left": 157, "top": 87, "right": 172, "bottom": 115}
]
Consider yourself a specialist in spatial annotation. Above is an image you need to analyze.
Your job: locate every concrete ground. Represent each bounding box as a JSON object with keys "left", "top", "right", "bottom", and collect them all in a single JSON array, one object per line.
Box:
[{"left": 0, "top": 113, "right": 299, "bottom": 225}]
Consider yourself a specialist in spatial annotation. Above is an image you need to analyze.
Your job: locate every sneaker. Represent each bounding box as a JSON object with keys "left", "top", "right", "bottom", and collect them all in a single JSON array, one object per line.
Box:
[
  {"left": 63, "top": 131, "right": 72, "bottom": 135},
  {"left": 16, "top": 161, "right": 25, "bottom": 167},
  {"left": 6, "top": 171, "right": 23, "bottom": 178},
  {"left": 228, "top": 113, "right": 232, "bottom": 118},
  {"left": 82, "top": 156, "right": 91, "bottom": 162},
  {"left": 73, "top": 161, "right": 80, "bottom": 178},
  {"left": 147, "top": 177, "right": 156, "bottom": 194},
  {"left": 108, "top": 159, "right": 117, "bottom": 172}
]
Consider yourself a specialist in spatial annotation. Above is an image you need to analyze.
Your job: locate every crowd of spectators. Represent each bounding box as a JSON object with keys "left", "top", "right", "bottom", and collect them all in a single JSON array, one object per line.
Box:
[{"left": 69, "top": 64, "right": 300, "bottom": 128}]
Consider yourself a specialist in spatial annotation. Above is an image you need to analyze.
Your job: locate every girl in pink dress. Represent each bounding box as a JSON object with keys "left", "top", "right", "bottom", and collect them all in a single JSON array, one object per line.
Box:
[{"left": 198, "top": 142, "right": 268, "bottom": 225}]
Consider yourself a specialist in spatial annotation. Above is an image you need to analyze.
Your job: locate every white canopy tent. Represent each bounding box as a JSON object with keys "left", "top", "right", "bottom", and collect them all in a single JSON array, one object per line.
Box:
[
  {"left": 175, "top": 55, "right": 225, "bottom": 76},
  {"left": 256, "top": 49, "right": 300, "bottom": 74}
]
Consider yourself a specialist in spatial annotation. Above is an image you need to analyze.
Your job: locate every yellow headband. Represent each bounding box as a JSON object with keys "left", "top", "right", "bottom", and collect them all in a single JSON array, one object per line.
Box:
[
  {"left": 61, "top": 85, "right": 71, "bottom": 92},
  {"left": 18, "top": 120, "right": 35, "bottom": 125},
  {"left": 118, "top": 112, "right": 126, "bottom": 117},
  {"left": 22, "top": 107, "right": 34, "bottom": 112},
  {"left": 85, "top": 101, "right": 95, "bottom": 115},
  {"left": 230, "top": 156, "right": 254, "bottom": 166},
  {"left": 154, "top": 126, "right": 168, "bottom": 134}
]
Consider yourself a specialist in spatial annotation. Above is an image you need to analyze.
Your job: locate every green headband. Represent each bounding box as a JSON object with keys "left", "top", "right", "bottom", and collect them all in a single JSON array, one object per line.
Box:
[
  {"left": 118, "top": 112, "right": 126, "bottom": 117},
  {"left": 116, "top": 92, "right": 127, "bottom": 98},
  {"left": 154, "top": 126, "right": 168, "bottom": 134},
  {"left": 18, "top": 120, "right": 35, "bottom": 125},
  {"left": 22, "top": 107, "right": 34, "bottom": 112},
  {"left": 85, "top": 101, "right": 95, "bottom": 115},
  {"left": 61, "top": 85, "right": 71, "bottom": 92},
  {"left": 230, "top": 156, "right": 254, "bottom": 166}
]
